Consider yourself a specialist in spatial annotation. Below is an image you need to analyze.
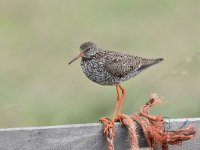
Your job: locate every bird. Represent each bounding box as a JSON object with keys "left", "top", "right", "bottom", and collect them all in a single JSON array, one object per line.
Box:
[{"left": 68, "top": 41, "right": 164, "bottom": 132}]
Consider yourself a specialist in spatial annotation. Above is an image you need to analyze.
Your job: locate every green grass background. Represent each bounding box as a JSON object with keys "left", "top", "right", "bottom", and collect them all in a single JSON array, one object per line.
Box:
[{"left": 0, "top": 0, "right": 200, "bottom": 128}]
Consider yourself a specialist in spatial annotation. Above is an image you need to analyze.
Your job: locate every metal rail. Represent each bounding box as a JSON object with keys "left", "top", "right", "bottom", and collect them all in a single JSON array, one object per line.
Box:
[{"left": 0, "top": 118, "right": 199, "bottom": 150}]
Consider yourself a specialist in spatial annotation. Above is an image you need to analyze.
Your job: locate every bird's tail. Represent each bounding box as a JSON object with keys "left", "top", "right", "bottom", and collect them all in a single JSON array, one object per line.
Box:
[
  {"left": 138, "top": 58, "right": 164, "bottom": 71},
  {"left": 152, "top": 58, "right": 164, "bottom": 65}
]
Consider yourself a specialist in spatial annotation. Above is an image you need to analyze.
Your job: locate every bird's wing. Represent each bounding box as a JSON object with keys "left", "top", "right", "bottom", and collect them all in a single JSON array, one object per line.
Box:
[{"left": 104, "top": 51, "right": 142, "bottom": 78}]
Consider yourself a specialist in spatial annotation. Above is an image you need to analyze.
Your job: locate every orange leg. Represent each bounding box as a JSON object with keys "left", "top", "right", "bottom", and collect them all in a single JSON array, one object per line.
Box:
[
  {"left": 100, "top": 85, "right": 121, "bottom": 134},
  {"left": 100, "top": 84, "right": 126, "bottom": 134},
  {"left": 112, "top": 85, "right": 121, "bottom": 121},
  {"left": 118, "top": 84, "right": 126, "bottom": 117}
]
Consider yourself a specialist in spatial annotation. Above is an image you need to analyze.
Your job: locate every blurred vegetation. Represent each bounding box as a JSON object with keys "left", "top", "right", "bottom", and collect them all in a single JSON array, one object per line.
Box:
[{"left": 0, "top": 0, "right": 199, "bottom": 128}]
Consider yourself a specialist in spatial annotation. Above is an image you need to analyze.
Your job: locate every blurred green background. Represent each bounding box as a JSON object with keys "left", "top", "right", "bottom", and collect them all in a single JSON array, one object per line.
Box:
[{"left": 0, "top": 0, "right": 200, "bottom": 128}]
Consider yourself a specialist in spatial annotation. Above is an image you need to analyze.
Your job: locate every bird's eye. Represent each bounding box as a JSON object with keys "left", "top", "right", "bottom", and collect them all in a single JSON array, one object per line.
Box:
[{"left": 85, "top": 48, "right": 90, "bottom": 51}]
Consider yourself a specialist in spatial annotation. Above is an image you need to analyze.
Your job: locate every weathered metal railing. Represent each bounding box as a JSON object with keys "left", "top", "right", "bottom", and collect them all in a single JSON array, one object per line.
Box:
[{"left": 0, "top": 118, "right": 199, "bottom": 150}]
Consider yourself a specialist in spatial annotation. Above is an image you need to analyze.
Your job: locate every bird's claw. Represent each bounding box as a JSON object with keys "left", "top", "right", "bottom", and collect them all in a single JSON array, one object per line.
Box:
[
  {"left": 99, "top": 117, "right": 115, "bottom": 137},
  {"left": 103, "top": 122, "right": 114, "bottom": 134},
  {"left": 118, "top": 114, "right": 123, "bottom": 126}
]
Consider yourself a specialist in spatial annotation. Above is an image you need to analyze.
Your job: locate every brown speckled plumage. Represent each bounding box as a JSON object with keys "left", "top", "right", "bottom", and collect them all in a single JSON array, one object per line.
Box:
[{"left": 76, "top": 42, "right": 163, "bottom": 86}]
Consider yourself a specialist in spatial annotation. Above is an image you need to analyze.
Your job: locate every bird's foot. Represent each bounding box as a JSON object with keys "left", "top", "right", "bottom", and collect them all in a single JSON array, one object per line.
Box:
[
  {"left": 118, "top": 114, "right": 123, "bottom": 126},
  {"left": 113, "top": 114, "right": 123, "bottom": 126},
  {"left": 104, "top": 122, "right": 114, "bottom": 135},
  {"left": 99, "top": 117, "right": 115, "bottom": 137}
]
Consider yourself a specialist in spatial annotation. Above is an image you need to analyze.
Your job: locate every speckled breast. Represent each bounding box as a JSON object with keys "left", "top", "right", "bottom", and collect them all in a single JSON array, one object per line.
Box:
[{"left": 80, "top": 58, "right": 120, "bottom": 86}]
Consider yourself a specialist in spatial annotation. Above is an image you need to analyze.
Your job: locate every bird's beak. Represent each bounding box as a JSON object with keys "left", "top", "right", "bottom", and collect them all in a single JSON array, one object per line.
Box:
[{"left": 68, "top": 51, "right": 84, "bottom": 65}]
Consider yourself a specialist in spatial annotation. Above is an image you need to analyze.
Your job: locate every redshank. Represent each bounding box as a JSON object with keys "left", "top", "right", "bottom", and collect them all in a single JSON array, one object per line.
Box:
[{"left": 68, "top": 42, "right": 163, "bottom": 131}]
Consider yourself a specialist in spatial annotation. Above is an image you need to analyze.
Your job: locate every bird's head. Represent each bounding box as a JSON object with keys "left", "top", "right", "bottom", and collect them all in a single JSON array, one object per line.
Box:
[{"left": 68, "top": 41, "right": 97, "bottom": 65}]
